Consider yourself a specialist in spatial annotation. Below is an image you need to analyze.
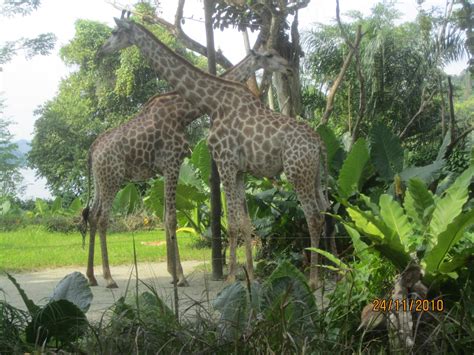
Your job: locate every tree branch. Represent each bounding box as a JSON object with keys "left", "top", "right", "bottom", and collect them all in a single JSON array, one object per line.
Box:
[
  {"left": 109, "top": 0, "right": 234, "bottom": 68},
  {"left": 320, "top": 24, "right": 362, "bottom": 125},
  {"left": 444, "top": 126, "right": 474, "bottom": 158},
  {"left": 398, "top": 87, "right": 436, "bottom": 139}
]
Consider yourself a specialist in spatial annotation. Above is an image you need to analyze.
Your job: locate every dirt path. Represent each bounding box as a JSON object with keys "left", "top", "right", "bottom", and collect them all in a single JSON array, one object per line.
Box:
[{"left": 0, "top": 261, "right": 226, "bottom": 321}]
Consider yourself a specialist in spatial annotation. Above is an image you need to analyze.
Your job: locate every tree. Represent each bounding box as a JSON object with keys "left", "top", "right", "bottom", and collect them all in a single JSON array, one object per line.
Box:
[
  {"left": 0, "top": 100, "right": 23, "bottom": 198},
  {"left": 28, "top": 4, "right": 209, "bottom": 199},
  {"left": 303, "top": 1, "right": 469, "bottom": 165},
  {"left": 213, "top": 0, "right": 309, "bottom": 117},
  {"left": 0, "top": 0, "right": 56, "bottom": 66}
]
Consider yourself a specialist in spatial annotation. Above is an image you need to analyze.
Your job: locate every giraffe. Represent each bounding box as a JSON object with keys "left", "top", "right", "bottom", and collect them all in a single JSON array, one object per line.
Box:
[
  {"left": 82, "top": 47, "right": 291, "bottom": 288},
  {"left": 98, "top": 18, "right": 329, "bottom": 289}
]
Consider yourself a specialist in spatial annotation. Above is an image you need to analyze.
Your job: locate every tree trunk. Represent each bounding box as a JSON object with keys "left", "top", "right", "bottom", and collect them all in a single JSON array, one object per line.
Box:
[
  {"left": 204, "top": 0, "right": 223, "bottom": 280},
  {"left": 272, "top": 11, "right": 302, "bottom": 117},
  {"left": 447, "top": 76, "right": 456, "bottom": 143}
]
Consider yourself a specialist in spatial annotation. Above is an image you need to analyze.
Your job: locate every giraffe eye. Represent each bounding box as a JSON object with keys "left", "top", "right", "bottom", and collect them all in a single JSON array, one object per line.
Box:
[{"left": 265, "top": 53, "right": 274, "bottom": 58}]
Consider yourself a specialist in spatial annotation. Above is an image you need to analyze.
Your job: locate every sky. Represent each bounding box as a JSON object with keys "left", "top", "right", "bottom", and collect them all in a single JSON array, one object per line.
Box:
[{"left": 0, "top": 0, "right": 469, "bottom": 199}]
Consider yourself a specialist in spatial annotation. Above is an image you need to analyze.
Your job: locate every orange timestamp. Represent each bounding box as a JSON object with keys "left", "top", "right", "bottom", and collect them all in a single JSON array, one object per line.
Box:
[{"left": 372, "top": 299, "right": 444, "bottom": 313}]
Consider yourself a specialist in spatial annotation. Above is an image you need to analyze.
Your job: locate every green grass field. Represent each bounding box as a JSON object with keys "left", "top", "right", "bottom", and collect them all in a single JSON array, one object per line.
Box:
[{"left": 0, "top": 226, "right": 216, "bottom": 272}]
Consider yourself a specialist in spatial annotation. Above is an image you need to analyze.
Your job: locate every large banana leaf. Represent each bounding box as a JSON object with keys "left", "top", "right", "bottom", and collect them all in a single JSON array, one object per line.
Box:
[
  {"left": 399, "top": 159, "right": 445, "bottom": 185},
  {"left": 347, "top": 206, "right": 410, "bottom": 270},
  {"left": 429, "top": 166, "right": 473, "bottom": 239},
  {"left": 113, "top": 182, "right": 140, "bottom": 214},
  {"left": 144, "top": 178, "right": 207, "bottom": 218},
  {"left": 51, "top": 196, "right": 63, "bottom": 214},
  {"left": 370, "top": 123, "right": 404, "bottom": 182},
  {"left": 316, "top": 124, "right": 344, "bottom": 171},
  {"left": 190, "top": 139, "right": 211, "bottom": 186},
  {"left": 337, "top": 138, "right": 370, "bottom": 198},
  {"left": 379, "top": 194, "right": 413, "bottom": 251},
  {"left": 404, "top": 178, "right": 434, "bottom": 227},
  {"left": 213, "top": 282, "right": 253, "bottom": 341},
  {"left": 423, "top": 208, "right": 474, "bottom": 274},
  {"left": 178, "top": 161, "right": 204, "bottom": 189},
  {"left": 50, "top": 272, "right": 93, "bottom": 313}
]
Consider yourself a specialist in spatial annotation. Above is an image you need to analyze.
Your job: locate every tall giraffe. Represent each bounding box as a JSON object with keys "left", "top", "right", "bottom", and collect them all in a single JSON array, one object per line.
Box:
[
  {"left": 99, "top": 18, "right": 329, "bottom": 289},
  {"left": 82, "top": 48, "right": 290, "bottom": 288}
]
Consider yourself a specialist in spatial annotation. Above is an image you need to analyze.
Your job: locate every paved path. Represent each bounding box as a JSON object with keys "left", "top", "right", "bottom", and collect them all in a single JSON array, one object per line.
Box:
[{"left": 0, "top": 261, "right": 226, "bottom": 321}]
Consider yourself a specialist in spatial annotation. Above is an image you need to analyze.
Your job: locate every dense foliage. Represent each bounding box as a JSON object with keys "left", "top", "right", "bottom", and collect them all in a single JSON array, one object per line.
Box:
[{"left": 1, "top": 0, "right": 473, "bottom": 353}]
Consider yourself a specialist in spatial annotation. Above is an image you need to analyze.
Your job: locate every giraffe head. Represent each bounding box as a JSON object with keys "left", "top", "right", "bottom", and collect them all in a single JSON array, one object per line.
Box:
[
  {"left": 98, "top": 18, "right": 135, "bottom": 56},
  {"left": 250, "top": 49, "right": 293, "bottom": 75}
]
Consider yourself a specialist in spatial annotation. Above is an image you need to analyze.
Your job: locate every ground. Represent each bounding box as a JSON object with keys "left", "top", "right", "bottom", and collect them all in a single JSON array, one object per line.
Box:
[{"left": 0, "top": 261, "right": 226, "bottom": 321}]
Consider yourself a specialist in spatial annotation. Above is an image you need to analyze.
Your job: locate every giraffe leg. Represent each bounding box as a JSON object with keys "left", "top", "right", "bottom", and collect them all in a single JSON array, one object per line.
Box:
[
  {"left": 86, "top": 195, "right": 100, "bottom": 286},
  {"left": 86, "top": 213, "right": 98, "bottom": 287},
  {"left": 221, "top": 171, "right": 253, "bottom": 282},
  {"left": 285, "top": 159, "right": 327, "bottom": 290},
  {"left": 97, "top": 190, "right": 118, "bottom": 289},
  {"left": 236, "top": 172, "right": 254, "bottom": 281},
  {"left": 164, "top": 169, "right": 188, "bottom": 287}
]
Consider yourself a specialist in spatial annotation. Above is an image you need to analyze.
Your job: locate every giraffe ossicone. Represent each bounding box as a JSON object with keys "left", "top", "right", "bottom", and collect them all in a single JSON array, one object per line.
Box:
[{"left": 82, "top": 35, "right": 291, "bottom": 288}]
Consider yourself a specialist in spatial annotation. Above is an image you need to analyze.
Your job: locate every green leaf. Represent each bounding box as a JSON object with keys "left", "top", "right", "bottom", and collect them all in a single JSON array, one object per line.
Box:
[
  {"left": 404, "top": 178, "right": 434, "bottom": 227},
  {"left": 6, "top": 272, "right": 40, "bottom": 316},
  {"left": 143, "top": 178, "right": 165, "bottom": 218},
  {"left": 51, "top": 196, "right": 62, "bottom": 214},
  {"left": 438, "top": 247, "right": 474, "bottom": 273},
  {"left": 68, "top": 197, "right": 83, "bottom": 214},
  {"left": 343, "top": 224, "right": 373, "bottom": 261},
  {"left": 429, "top": 167, "right": 473, "bottom": 238},
  {"left": 370, "top": 123, "right": 404, "bottom": 181},
  {"left": 263, "top": 261, "right": 316, "bottom": 325},
  {"left": 179, "top": 161, "right": 203, "bottom": 189},
  {"left": 316, "top": 124, "right": 343, "bottom": 169},
  {"left": 190, "top": 139, "right": 211, "bottom": 186},
  {"left": 435, "top": 130, "right": 451, "bottom": 161},
  {"left": 25, "top": 299, "right": 87, "bottom": 345},
  {"left": 423, "top": 209, "right": 474, "bottom": 274},
  {"left": 337, "top": 138, "right": 370, "bottom": 197},
  {"left": 50, "top": 272, "right": 93, "bottom": 313},
  {"left": 306, "top": 247, "right": 350, "bottom": 271},
  {"left": 213, "top": 282, "right": 249, "bottom": 341},
  {"left": 114, "top": 182, "right": 140, "bottom": 214},
  {"left": 35, "top": 198, "right": 49, "bottom": 217},
  {"left": 379, "top": 194, "right": 413, "bottom": 251},
  {"left": 399, "top": 159, "right": 445, "bottom": 185},
  {"left": 346, "top": 206, "right": 410, "bottom": 270}
]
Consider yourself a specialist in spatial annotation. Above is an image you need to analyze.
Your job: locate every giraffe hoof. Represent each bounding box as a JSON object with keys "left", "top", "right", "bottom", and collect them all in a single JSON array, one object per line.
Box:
[
  {"left": 88, "top": 279, "right": 98, "bottom": 287},
  {"left": 106, "top": 281, "right": 119, "bottom": 289}
]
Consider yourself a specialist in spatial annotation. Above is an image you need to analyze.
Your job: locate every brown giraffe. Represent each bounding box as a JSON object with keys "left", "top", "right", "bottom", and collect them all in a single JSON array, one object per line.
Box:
[
  {"left": 99, "top": 18, "right": 329, "bottom": 289},
  {"left": 82, "top": 47, "right": 290, "bottom": 288}
]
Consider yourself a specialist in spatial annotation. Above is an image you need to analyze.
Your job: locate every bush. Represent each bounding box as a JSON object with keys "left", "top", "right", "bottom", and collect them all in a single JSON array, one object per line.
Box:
[
  {"left": 0, "top": 214, "right": 27, "bottom": 231},
  {"left": 108, "top": 210, "right": 161, "bottom": 233},
  {"left": 44, "top": 215, "right": 80, "bottom": 234}
]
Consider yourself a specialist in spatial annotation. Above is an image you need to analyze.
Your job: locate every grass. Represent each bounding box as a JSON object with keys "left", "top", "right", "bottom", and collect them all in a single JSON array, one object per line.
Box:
[{"left": 0, "top": 225, "right": 217, "bottom": 272}]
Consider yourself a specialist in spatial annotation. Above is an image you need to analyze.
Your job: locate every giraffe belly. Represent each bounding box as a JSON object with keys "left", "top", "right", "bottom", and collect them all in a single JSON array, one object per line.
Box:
[{"left": 246, "top": 160, "right": 283, "bottom": 178}]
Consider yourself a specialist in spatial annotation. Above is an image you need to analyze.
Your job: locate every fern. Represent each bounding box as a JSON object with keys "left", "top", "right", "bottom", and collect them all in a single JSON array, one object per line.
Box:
[
  {"left": 379, "top": 194, "right": 413, "bottom": 251},
  {"left": 429, "top": 166, "right": 473, "bottom": 239}
]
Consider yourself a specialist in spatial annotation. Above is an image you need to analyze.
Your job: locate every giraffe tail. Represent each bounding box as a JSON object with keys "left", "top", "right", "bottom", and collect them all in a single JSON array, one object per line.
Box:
[
  {"left": 80, "top": 150, "right": 93, "bottom": 249},
  {"left": 320, "top": 141, "right": 330, "bottom": 211}
]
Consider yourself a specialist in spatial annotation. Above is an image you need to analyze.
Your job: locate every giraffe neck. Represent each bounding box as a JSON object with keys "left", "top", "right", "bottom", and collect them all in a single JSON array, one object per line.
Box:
[
  {"left": 221, "top": 55, "right": 257, "bottom": 82},
  {"left": 131, "top": 22, "right": 225, "bottom": 113}
]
